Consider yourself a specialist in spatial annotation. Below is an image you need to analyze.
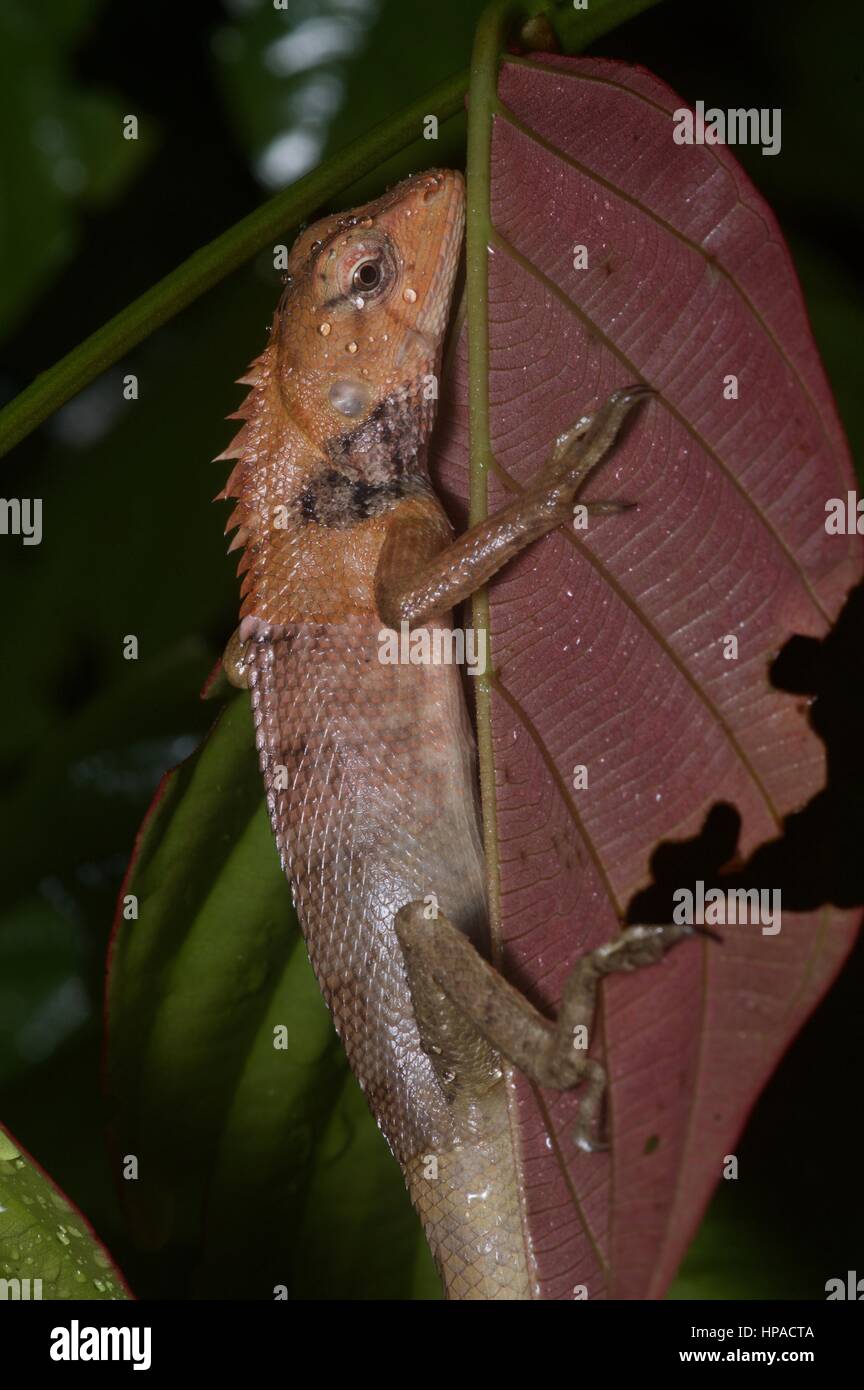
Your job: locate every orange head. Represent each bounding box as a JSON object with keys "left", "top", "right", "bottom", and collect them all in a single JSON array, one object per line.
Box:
[
  {"left": 272, "top": 167, "right": 464, "bottom": 439},
  {"left": 219, "top": 169, "right": 465, "bottom": 628}
]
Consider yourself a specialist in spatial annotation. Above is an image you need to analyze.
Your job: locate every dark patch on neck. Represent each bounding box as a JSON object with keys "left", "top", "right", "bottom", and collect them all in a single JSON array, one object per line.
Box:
[
  {"left": 297, "top": 469, "right": 431, "bottom": 529},
  {"left": 296, "top": 387, "right": 433, "bottom": 529}
]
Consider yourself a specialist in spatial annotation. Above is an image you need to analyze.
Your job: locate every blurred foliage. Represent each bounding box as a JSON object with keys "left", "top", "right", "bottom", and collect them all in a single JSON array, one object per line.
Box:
[
  {"left": 0, "top": 0, "right": 152, "bottom": 334},
  {"left": 212, "top": 0, "right": 479, "bottom": 190},
  {"left": 0, "top": 0, "right": 861, "bottom": 1299}
]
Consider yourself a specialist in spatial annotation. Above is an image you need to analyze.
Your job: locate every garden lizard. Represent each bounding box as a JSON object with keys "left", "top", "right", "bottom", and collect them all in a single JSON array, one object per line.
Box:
[{"left": 216, "top": 168, "right": 697, "bottom": 1299}]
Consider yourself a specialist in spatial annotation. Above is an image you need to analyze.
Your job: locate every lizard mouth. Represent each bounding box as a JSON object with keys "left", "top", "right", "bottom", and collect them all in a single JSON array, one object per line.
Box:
[{"left": 406, "top": 169, "right": 466, "bottom": 342}]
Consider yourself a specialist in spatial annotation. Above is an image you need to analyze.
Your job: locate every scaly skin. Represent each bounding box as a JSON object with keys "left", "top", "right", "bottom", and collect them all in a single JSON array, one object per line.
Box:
[{"left": 218, "top": 171, "right": 535, "bottom": 1298}]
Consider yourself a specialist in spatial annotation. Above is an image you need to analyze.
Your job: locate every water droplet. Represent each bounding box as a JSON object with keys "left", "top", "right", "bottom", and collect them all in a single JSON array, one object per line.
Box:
[
  {"left": 346, "top": 341, "right": 358, "bottom": 354},
  {"left": 0, "top": 1134, "right": 20, "bottom": 1162},
  {"left": 403, "top": 287, "right": 417, "bottom": 304},
  {"left": 466, "top": 1184, "right": 491, "bottom": 1204},
  {"left": 318, "top": 321, "right": 331, "bottom": 337}
]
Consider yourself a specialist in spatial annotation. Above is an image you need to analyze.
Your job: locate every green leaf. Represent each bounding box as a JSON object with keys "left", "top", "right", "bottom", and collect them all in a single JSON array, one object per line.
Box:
[
  {"left": 105, "top": 694, "right": 439, "bottom": 1298},
  {"left": 0, "top": 1123, "right": 128, "bottom": 1299}
]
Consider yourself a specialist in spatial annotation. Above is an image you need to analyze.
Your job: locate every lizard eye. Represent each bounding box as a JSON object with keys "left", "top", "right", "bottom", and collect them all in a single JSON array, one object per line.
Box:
[
  {"left": 352, "top": 259, "right": 382, "bottom": 292},
  {"left": 340, "top": 238, "right": 397, "bottom": 302}
]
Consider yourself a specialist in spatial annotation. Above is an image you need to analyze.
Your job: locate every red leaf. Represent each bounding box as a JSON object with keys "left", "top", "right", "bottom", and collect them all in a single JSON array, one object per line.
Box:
[{"left": 435, "top": 55, "right": 861, "bottom": 1300}]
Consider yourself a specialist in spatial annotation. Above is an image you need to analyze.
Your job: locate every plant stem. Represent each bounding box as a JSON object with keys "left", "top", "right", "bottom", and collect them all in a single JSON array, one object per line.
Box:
[
  {"left": 0, "top": 0, "right": 662, "bottom": 461},
  {"left": 466, "top": 0, "right": 664, "bottom": 525},
  {"left": 464, "top": 0, "right": 663, "bottom": 958},
  {"left": 466, "top": 0, "right": 548, "bottom": 967}
]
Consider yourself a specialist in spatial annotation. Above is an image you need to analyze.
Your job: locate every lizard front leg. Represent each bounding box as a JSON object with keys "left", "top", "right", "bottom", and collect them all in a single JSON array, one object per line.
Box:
[
  {"left": 378, "top": 383, "right": 705, "bottom": 1149},
  {"left": 375, "top": 384, "right": 653, "bottom": 628}
]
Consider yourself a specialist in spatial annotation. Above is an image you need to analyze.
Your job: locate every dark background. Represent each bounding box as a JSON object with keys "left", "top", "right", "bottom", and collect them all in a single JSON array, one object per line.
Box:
[{"left": 0, "top": 0, "right": 861, "bottom": 1299}]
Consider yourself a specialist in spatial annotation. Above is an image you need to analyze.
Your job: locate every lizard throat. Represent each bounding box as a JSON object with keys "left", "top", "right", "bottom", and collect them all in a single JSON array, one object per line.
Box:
[{"left": 296, "top": 383, "right": 434, "bottom": 530}]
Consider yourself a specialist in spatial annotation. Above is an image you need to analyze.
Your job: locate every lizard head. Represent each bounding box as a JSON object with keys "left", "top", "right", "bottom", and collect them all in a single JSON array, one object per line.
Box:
[
  {"left": 219, "top": 169, "right": 465, "bottom": 625},
  {"left": 274, "top": 167, "right": 465, "bottom": 428}
]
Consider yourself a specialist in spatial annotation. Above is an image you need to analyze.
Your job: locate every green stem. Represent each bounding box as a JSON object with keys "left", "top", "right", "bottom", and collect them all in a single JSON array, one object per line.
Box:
[
  {"left": 466, "top": 0, "right": 548, "bottom": 966},
  {"left": 466, "top": 0, "right": 546, "bottom": 529},
  {"left": 0, "top": 71, "right": 467, "bottom": 460},
  {"left": 0, "top": 0, "right": 661, "bottom": 461},
  {"left": 464, "top": 0, "right": 663, "bottom": 957},
  {"left": 466, "top": 0, "right": 664, "bottom": 525}
]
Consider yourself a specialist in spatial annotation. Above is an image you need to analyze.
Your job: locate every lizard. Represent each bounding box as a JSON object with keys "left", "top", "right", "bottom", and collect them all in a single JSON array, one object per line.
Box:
[{"left": 215, "top": 167, "right": 701, "bottom": 1299}]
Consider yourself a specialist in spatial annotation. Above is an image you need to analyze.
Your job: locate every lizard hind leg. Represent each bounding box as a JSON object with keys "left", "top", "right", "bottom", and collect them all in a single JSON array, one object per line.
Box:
[{"left": 395, "top": 903, "right": 702, "bottom": 1152}]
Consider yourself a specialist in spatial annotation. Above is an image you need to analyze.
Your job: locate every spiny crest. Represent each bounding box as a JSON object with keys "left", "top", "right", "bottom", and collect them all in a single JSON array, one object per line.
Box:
[{"left": 213, "top": 346, "right": 277, "bottom": 569}]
